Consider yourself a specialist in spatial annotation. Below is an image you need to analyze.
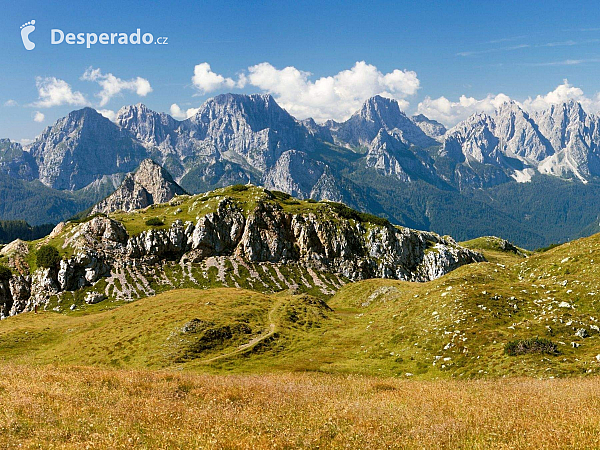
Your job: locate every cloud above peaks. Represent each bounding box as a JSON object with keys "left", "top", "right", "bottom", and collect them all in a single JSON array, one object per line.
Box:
[
  {"left": 417, "top": 80, "right": 600, "bottom": 128},
  {"left": 191, "top": 63, "right": 242, "bottom": 94},
  {"left": 97, "top": 109, "right": 117, "bottom": 122},
  {"left": 169, "top": 103, "right": 200, "bottom": 120},
  {"left": 189, "top": 61, "right": 420, "bottom": 122},
  {"left": 33, "top": 111, "right": 45, "bottom": 122},
  {"left": 521, "top": 79, "right": 593, "bottom": 111},
  {"left": 32, "top": 77, "right": 88, "bottom": 108},
  {"left": 82, "top": 67, "right": 152, "bottom": 106},
  {"left": 417, "top": 93, "right": 511, "bottom": 127}
]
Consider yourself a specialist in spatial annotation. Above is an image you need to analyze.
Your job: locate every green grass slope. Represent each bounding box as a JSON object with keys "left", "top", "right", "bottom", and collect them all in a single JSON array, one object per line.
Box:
[{"left": 1, "top": 228, "right": 599, "bottom": 379}]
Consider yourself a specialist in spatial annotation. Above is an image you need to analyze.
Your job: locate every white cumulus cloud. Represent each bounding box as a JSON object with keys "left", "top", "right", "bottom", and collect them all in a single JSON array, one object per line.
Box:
[
  {"left": 97, "top": 109, "right": 117, "bottom": 122},
  {"left": 417, "top": 93, "right": 511, "bottom": 127},
  {"left": 416, "top": 80, "right": 600, "bottom": 128},
  {"left": 169, "top": 103, "right": 200, "bottom": 120},
  {"left": 82, "top": 67, "right": 152, "bottom": 106},
  {"left": 32, "top": 77, "right": 88, "bottom": 108},
  {"left": 521, "top": 79, "right": 595, "bottom": 112},
  {"left": 191, "top": 63, "right": 239, "bottom": 94},
  {"left": 33, "top": 111, "right": 45, "bottom": 122},
  {"left": 188, "top": 61, "right": 420, "bottom": 122},
  {"left": 4, "top": 99, "right": 17, "bottom": 107}
]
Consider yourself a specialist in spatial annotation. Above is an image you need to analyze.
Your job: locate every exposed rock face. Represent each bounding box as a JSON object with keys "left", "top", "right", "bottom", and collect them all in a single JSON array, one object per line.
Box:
[
  {"left": 494, "top": 101, "right": 553, "bottom": 163},
  {"left": 1, "top": 192, "right": 484, "bottom": 317},
  {"left": 115, "top": 104, "right": 178, "bottom": 150},
  {"left": 299, "top": 118, "right": 334, "bottom": 143},
  {"left": 0, "top": 239, "right": 29, "bottom": 258},
  {"left": 57, "top": 251, "right": 111, "bottom": 291},
  {"left": 443, "top": 100, "right": 600, "bottom": 185},
  {"left": 0, "top": 279, "right": 11, "bottom": 318},
  {"left": 186, "top": 94, "right": 314, "bottom": 172},
  {"left": 116, "top": 197, "right": 484, "bottom": 281},
  {"left": 330, "top": 95, "right": 438, "bottom": 148},
  {"left": 535, "top": 100, "right": 600, "bottom": 181},
  {"left": 0, "top": 275, "right": 31, "bottom": 318},
  {"left": 5, "top": 93, "right": 600, "bottom": 206},
  {"left": 443, "top": 113, "right": 501, "bottom": 165},
  {"left": 29, "top": 108, "right": 148, "bottom": 190},
  {"left": 412, "top": 114, "right": 447, "bottom": 141},
  {"left": 365, "top": 129, "right": 435, "bottom": 181},
  {"left": 0, "top": 139, "right": 38, "bottom": 181},
  {"left": 132, "top": 198, "right": 482, "bottom": 281},
  {"left": 263, "top": 150, "right": 342, "bottom": 200},
  {"left": 91, "top": 159, "right": 187, "bottom": 214}
]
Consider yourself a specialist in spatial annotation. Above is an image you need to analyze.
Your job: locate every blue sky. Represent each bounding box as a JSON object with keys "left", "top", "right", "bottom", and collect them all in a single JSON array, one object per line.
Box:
[{"left": 3, "top": 0, "right": 600, "bottom": 141}]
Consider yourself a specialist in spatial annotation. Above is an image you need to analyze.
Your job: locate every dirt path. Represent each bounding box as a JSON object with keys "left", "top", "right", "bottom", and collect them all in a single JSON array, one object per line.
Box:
[{"left": 200, "top": 305, "right": 278, "bottom": 363}]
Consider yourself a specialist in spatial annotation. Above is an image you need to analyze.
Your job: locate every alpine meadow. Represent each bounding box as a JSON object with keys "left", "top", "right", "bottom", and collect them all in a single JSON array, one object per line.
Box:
[{"left": 3, "top": 1, "right": 600, "bottom": 448}]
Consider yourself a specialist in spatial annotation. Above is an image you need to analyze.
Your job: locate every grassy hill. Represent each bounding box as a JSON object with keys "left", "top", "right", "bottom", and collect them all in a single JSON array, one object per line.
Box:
[{"left": 1, "top": 229, "right": 599, "bottom": 379}]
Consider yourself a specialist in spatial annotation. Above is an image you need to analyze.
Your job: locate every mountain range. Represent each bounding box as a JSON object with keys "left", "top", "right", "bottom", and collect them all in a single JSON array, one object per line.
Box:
[{"left": 1, "top": 93, "right": 600, "bottom": 248}]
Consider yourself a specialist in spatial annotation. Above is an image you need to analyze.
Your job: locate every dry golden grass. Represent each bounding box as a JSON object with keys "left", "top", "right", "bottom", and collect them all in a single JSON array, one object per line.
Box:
[{"left": 1, "top": 364, "right": 600, "bottom": 449}]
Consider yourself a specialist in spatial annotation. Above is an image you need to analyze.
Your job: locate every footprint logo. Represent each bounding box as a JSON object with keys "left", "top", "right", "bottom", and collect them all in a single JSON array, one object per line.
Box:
[{"left": 20, "top": 20, "right": 36, "bottom": 50}]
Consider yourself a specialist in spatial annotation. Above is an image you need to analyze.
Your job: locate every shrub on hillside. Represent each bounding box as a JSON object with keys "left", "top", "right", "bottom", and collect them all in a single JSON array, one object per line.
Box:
[
  {"left": 230, "top": 184, "right": 249, "bottom": 192},
  {"left": 36, "top": 245, "right": 60, "bottom": 269},
  {"left": 505, "top": 338, "right": 558, "bottom": 356},
  {"left": 0, "top": 264, "right": 12, "bottom": 280},
  {"left": 326, "top": 202, "right": 390, "bottom": 227},
  {"left": 145, "top": 217, "right": 165, "bottom": 227},
  {"left": 268, "top": 190, "right": 292, "bottom": 201}
]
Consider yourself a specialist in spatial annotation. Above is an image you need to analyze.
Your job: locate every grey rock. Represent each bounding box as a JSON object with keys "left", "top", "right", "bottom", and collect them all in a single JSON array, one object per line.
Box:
[
  {"left": 91, "top": 159, "right": 187, "bottom": 214},
  {"left": 412, "top": 114, "right": 447, "bottom": 141},
  {"left": 330, "top": 95, "right": 438, "bottom": 149},
  {"left": 2, "top": 189, "right": 485, "bottom": 316},
  {"left": 575, "top": 328, "right": 589, "bottom": 338},
  {"left": 84, "top": 292, "right": 106, "bottom": 304},
  {"left": 29, "top": 108, "right": 148, "bottom": 190},
  {"left": 0, "top": 139, "right": 38, "bottom": 181}
]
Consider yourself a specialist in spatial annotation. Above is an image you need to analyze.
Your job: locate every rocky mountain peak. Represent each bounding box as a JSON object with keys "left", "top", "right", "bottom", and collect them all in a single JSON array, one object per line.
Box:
[
  {"left": 116, "top": 103, "right": 177, "bottom": 146},
  {"left": 358, "top": 95, "right": 404, "bottom": 122},
  {"left": 0, "top": 139, "right": 37, "bottom": 181},
  {"left": 192, "top": 93, "right": 293, "bottom": 128},
  {"left": 91, "top": 159, "right": 187, "bottom": 214},
  {"left": 411, "top": 114, "right": 447, "bottom": 141},
  {"left": 332, "top": 96, "right": 437, "bottom": 148},
  {"left": 493, "top": 101, "right": 554, "bottom": 162}
]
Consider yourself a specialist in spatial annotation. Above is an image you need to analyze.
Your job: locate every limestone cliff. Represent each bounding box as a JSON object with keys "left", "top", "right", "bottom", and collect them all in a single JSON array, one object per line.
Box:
[{"left": 0, "top": 186, "right": 484, "bottom": 317}]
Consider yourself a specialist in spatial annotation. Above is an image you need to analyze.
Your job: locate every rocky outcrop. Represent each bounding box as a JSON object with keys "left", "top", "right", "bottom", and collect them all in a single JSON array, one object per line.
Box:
[
  {"left": 365, "top": 130, "right": 435, "bottom": 182},
  {"left": 91, "top": 159, "right": 187, "bottom": 214},
  {"left": 118, "top": 198, "right": 484, "bottom": 281},
  {"left": 412, "top": 114, "right": 447, "bottom": 141},
  {"left": 57, "top": 251, "right": 111, "bottom": 291},
  {"left": 0, "top": 191, "right": 484, "bottom": 317}
]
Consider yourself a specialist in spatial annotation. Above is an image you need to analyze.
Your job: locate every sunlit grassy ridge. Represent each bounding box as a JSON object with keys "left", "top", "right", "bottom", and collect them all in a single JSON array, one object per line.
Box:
[{"left": 1, "top": 231, "right": 599, "bottom": 378}]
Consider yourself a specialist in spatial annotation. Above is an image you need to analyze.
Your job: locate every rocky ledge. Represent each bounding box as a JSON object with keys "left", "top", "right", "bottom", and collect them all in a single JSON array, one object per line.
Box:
[{"left": 0, "top": 188, "right": 484, "bottom": 317}]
